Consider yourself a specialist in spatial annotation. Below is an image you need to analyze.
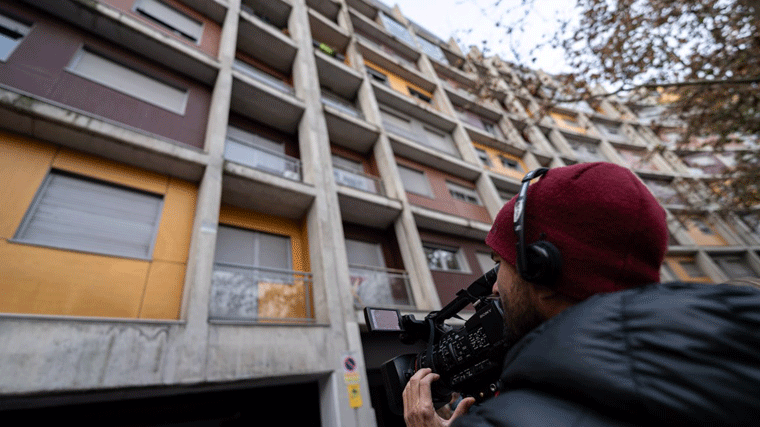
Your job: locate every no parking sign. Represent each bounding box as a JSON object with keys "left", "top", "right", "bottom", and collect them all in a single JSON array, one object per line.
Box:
[{"left": 342, "top": 353, "right": 363, "bottom": 408}]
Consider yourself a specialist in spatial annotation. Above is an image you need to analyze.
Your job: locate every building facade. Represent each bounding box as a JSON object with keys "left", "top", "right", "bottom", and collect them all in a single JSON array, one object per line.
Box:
[{"left": 0, "top": 0, "right": 757, "bottom": 425}]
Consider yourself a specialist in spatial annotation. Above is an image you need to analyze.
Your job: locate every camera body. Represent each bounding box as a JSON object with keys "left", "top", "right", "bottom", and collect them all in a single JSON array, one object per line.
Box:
[{"left": 364, "top": 266, "right": 508, "bottom": 415}]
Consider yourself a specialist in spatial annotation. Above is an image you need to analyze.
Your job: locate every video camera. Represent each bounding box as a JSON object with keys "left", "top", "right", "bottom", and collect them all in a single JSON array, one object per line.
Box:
[{"left": 363, "top": 265, "right": 508, "bottom": 415}]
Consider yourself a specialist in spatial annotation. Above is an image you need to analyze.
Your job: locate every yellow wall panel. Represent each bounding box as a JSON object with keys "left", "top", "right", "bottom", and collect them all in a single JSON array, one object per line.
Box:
[
  {"left": 0, "top": 241, "right": 148, "bottom": 317},
  {"left": 52, "top": 148, "right": 169, "bottom": 195},
  {"left": 0, "top": 132, "right": 56, "bottom": 239},
  {"left": 364, "top": 61, "right": 433, "bottom": 100},
  {"left": 219, "top": 204, "right": 310, "bottom": 272},
  {"left": 473, "top": 143, "right": 525, "bottom": 180},
  {"left": 140, "top": 260, "right": 185, "bottom": 319},
  {"left": 152, "top": 178, "right": 198, "bottom": 263},
  {"left": 1, "top": 136, "right": 191, "bottom": 319}
]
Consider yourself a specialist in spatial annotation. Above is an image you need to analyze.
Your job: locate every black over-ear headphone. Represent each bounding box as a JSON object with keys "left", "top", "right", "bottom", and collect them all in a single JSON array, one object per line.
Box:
[{"left": 513, "top": 168, "right": 563, "bottom": 286}]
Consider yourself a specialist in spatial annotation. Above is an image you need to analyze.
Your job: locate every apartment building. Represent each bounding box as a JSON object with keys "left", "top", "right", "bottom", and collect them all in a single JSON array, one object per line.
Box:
[{"left": 0, "top": 0, "right": 757, "bottom": 425}]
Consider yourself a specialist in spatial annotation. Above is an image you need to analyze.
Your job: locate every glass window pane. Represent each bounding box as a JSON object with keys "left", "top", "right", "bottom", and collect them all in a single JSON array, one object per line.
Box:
[{"left": 0, "top": 13, "right": 30, "bottom": 61}]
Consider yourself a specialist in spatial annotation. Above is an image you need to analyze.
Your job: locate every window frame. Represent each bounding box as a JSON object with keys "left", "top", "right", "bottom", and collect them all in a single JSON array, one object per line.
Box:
[
  {"left": 66, "top": 47, "right": 189, "bottom": 115},
  {"left": 397, "top": 164, "right": 434, "bottom": 198},
  {"left": 0, "top": 11, "right": 32, "bottom": 62},
  {"left": 133, "top": 0, "right": 205, "bottom": 45},
  {"left": 13, "top": 170, "right": 165, "bottom": 260},
  {"left": 423, "top": 243, "right": 471, "bottom": 273},
  {"left": 446, "top": 181, "right": 482, "bottom": 205}
]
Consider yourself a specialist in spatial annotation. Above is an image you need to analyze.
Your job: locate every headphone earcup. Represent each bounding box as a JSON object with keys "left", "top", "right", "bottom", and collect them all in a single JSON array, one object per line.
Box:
[{"left": 523, "top": 241, "right": 562, "bottom": 286}]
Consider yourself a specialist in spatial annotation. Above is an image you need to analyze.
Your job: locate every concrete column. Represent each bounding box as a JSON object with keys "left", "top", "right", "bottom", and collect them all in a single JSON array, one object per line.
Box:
[
  {"left": 165, "top": 0, "right": 239, "bottom": 383},
  {"left": 349, "top": 40, "right": 441, "bottom": 312},
  {"left": 289, "top": 1, "right": 377, "bottom": 425}
]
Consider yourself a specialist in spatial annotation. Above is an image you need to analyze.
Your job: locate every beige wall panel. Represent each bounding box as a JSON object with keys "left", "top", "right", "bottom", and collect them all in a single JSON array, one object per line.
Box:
[
  {"left": 0, "top": 241, "right": 149, "bottom": 317},
  {"left": 52, "top": 148, "right": 169, "bottom": 195},
  {"left": 152, "top": 177, "right": 198, "bottom": 263},
  {"left": 139, "top": 260, "right": 186, "bottom": 319},
  {"left": 0, "top": 133, "right": 56, "bottom": 239}
]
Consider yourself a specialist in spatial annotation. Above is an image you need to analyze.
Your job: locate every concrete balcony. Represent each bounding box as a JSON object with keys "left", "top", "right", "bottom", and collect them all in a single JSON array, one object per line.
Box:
[
  {"left": 371, "top": 81, "right": 454, "bottom": 132},
  {"left": 230, "top": 68, "right": 305, "bottom": 134},
  {"left": 0, "top": 86, "right": 207, "bottom": 182},
  {"left": 410, "top": 204, "right": 491, "bottom": 240},
  {"left": 238, "top": 6, "right": 297, "bottom": 75}
]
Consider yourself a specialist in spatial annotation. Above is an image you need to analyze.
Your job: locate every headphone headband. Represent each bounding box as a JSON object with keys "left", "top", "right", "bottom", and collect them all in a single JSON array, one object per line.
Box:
[{"left": 513, "top": 168, "right": 561, "bottom": 285}]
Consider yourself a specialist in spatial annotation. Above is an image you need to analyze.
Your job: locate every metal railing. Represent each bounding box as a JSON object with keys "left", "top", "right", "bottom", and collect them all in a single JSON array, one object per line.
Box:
[
  {"left": 225, "top": 135, "right": 302, "bottom": 181},
  {"left": 210, "top": 263, "right": 313, "bottom": 323},
  {"left": 233, "top": 59, "right": 295, "bottom": 96},
  {"left": 333, "top": 165, "right": 384, "bottom": 195},
  {"left": 348, "top": 265, "right": 413, "bottom": 308},
  {"left": 382, "top": 121, "right": 426, "bottom": 144},
  {"left": 321, "top": 93, "right": 364, "bottom": 119}
]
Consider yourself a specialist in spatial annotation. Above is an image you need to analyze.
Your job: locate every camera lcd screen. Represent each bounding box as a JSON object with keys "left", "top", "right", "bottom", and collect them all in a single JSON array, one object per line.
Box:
[{"left": 366, "top": 308, "right": 403, "bottom": 332}]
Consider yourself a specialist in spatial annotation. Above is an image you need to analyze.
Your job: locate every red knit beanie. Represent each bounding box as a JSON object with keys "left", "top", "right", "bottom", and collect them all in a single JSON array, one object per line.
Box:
[{"left": 486, "top": 162, "right": 668, "bottom": 300}]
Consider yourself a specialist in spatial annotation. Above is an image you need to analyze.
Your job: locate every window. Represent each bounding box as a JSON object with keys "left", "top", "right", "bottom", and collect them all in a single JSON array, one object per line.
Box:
[
  {"left": 397, "top": 165, "right": 433, "bottom": 197},
  {"left": 215, "top": 225, "right": 292, "bottom": 271},
  {"left": 498, "top": 155, "right": 524, "bottom": 172},
  {"left": 738, "top": 213, "right": 760, "bottom": 238},
  {"left": 567, "top": 139, "right": 606, "bottom": 163},
  {"left": 0, "top": 12, "right": 30, "bottom": 61},
  {"left": 447, "top": 181, "right": 481, "bottom": 205},
  {"left": 346, "top": 239, "right": 385, "bottom": 268},
  {"left": 475, "top": 148, "right": 492, "bottom": 167},
  {"left": 408, "top": 87, "right": 432, "bottom": 104},
  {"left": 379, "top": 13, "right": 416, "bottom": 47},
  {"left": 424, "top": 244, "right": 468, "bottom": 272},
  {"left": 415, "top": 35, "right": 447, "bottom": 64},
  {"left": 210, "top": 225, "right": 308, "bottom": 321},
  {"left": 366, "top": 66, "right": 389, "bottom": 86},
  {"left": 713, "top": 255, "right": 757, "bottom": 279},
  {"left": 67, "top": 48, "right": 188, "bottom": 114},
  {"left": 422, "top": 127, "right": 458, "bottom": 156},
  {"left": 134, "top": 0, "right": 204, "bottom": 43},
  {"left": 14, "top": 171, "right": 164, "bottom": 259}
]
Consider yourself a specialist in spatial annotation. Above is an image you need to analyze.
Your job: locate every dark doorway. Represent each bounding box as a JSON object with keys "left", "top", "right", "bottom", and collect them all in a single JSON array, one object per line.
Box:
[{"left": 0, "top": 381, "right": 321, "bottom": 426}]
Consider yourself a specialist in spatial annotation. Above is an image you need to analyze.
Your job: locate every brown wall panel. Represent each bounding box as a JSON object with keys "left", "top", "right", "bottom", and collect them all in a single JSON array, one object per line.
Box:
[
  {"left": 396, "top": 157, "right": 491, "bottom": 223},
  {"left": 101, "top": 0, "right": 221, "bottom": 57},
  {"left": 418, "top": 229, "right": 492, "bottom": 309},
  {"left": 0, "top": 3, "right": 211, "bottom": 149}
]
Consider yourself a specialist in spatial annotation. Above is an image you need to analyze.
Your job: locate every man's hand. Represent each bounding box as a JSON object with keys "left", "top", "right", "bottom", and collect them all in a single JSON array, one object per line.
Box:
[{"left": 402, "top": 368, "right": 476, "bottom": 427}]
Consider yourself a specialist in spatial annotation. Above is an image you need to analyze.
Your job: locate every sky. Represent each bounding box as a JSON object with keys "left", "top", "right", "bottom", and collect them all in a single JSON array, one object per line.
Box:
[{"left": 387, "top": 0, "right": 579, "bottom": 75}]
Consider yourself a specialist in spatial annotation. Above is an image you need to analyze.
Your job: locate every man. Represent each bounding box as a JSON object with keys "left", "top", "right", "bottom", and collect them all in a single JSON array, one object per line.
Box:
[{"left": 403, "top": 162, "right": 760, "bottom": 427}]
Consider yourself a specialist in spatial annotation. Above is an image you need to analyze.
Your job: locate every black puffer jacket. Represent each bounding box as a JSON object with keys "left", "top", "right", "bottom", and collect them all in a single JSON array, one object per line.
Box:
[{"left": 454, "top": 282, "right": 760, "bottom": 426}]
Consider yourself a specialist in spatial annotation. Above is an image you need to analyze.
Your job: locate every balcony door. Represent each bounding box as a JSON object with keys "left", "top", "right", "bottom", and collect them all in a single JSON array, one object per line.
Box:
[
  {"left": 346, "top": 238, "right": 399, "bottom": 307},
  {"left": 211, "top": 225, "right": 307, "bottom": 321}
]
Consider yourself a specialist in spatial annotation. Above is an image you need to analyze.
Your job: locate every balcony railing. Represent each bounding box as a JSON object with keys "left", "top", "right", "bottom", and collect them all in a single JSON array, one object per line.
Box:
[
  {"left": 356, "top": 33, "right": 419, "bottom": 71},
  {"left": 349, "top": 265, "right": 413, "bottom": 308},
  {"left": 233, "top": 59, "right": 295, "bottom": 96},
  {"left": 225, "top": 135, "right": 302, "bottom": 181},
  {"left": 321, "top": 92, "right": 364, "bottom": 119},
  {"left": 333, "top": 165, "right": 384, "bottom": 195},
  {"left": 381, "top": 120, "right": 426, "bottom": 145},
  {"left": 210, "top": 263, "right": 313, "bottom": 322}
]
